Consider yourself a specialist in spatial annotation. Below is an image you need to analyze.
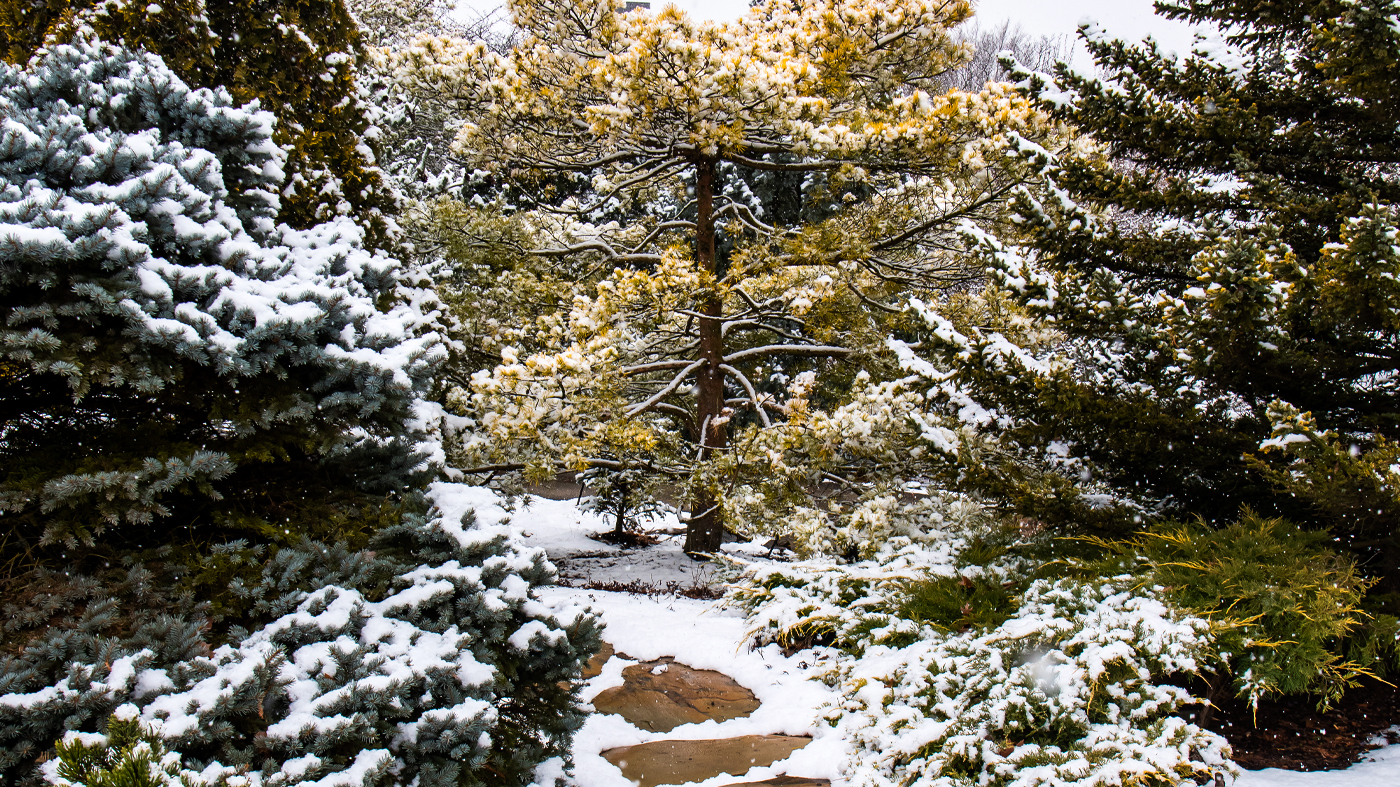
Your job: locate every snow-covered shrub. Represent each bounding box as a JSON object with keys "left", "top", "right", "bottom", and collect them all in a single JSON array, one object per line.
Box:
[
  {"left": 836, "top": 580, "right": 1233, "bottom": 787},
  {"left": 2, "top": 485, "right": 602, "bottom": 787},
  {"left": 1076, "top": 513, "right": 1396, "bottom": 710},
  {"left": 727, "top": 537, "right": 1236, "bottom": 787},
  {"left": 0, "top": 39, "right": 445, "bottom": 556},
  {"left": 727, "top": 537, "right": 969, "bottom": 652}
]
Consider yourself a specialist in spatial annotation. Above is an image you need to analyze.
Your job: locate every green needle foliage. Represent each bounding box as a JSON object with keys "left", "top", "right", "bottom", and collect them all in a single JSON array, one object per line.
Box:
[
  {"left": 1075, "top": 513, "right": 1398, "bottom": 710},
  {"left": 897, "top": 574, "right": 1020, "bottom": 636},
  {"left": 50, "top": 712, "right": 199, "bottom": 787},
  {"left": 903, "top": 0, "right": 1400, "bottom": 611},
  {"left": 0, "top": 0, "right": 394, "bottom": 243}
]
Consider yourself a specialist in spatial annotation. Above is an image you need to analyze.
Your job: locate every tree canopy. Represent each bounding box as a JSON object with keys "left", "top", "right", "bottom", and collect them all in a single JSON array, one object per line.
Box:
[
  {"left": 400, "top": 0, "right": 1058, "bottom": 553},
  {"left": 895, "top": 0, "right": 1400, "bottom": 605}
]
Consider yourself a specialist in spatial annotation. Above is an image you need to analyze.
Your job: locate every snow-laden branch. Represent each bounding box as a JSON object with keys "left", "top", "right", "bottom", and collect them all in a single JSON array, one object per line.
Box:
[
  {"left": 625, "top": 358, "right": 707, "bottom": 417},
  {"left": 714, "top": 201, "right": 792, "bottom": 237},
  {"left": 720, "top": 363, "right": 771, "bottom": 427},
  {"left": 722, "top": 320, "right": 808, "bottom": 343},
  {"left": 724, "top": 153, "right": 844, "bottom": 172},
  {"left": 530, "top": 239, "right": 663, "bottom": 264},
  {"left": 622, "top": 359, "right": 702, "bottom": 376},
  {"left": 723, "top": 344, "right": 853, "bottom": 364},
  {"left": 650, "top": 402, "right": 696, "bottom": 432}
]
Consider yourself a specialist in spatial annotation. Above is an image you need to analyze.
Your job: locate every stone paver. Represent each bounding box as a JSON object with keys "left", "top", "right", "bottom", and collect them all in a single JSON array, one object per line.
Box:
[
  {"left": 591, "top": 657, "right": 760, "bottom": 732},
  {"left": 601, "top": 735, "right": 813, "bottom": 787},
  {"left": 582, "top": 641, "right": 615, "bottom": 680}
]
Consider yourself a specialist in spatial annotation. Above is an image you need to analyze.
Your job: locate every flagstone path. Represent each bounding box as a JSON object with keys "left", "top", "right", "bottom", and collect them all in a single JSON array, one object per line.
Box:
[{"left": 587, "top": 641, "right": 831, "bottom": 787}]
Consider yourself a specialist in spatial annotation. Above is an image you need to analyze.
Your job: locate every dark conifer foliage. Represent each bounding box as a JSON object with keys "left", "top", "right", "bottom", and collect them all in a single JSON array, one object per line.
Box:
[
  {"left": 930, "top": 1, "right": 1400, "bottom": 595},
  {"left": 0, "top": 42, "right": 440, "bottom": 573},
  {"left": 0, "top": 0, "right": 395, "bottom": 242},
  {"left": 0, "top": 499, "right": 600, "bottom": 787}
]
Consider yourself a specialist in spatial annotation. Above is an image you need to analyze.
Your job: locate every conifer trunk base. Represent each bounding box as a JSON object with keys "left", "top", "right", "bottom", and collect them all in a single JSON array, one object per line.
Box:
[{"left": 684, "top": 491, "right": 725, "bottom": 554}]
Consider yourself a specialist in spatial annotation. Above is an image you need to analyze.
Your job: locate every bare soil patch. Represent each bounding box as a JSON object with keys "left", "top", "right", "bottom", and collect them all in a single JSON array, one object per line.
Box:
[{"left": 1185, "top": 678, "right": 1400, "bottom": 771}]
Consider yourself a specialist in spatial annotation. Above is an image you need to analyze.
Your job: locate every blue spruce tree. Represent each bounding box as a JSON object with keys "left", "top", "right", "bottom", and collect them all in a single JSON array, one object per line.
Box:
[
  {"left": 0, "top": 42, "right": 600, "bottom": 785},
  {"left": 0, "top": 39, "right": 441, "bottom": 564},
  {"left": 3, "top": 491, "right": 601, "bottom": 787}
]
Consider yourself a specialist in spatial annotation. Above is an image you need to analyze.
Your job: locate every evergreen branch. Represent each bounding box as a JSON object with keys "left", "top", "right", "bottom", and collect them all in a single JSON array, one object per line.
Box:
[
  {"left": 622, "top": 359, "right": 701, "bottom": 375},
  {"left": 723, "top": 153, "right": 844, "bottom": 172},
  {"left": 529, "top": 239, "right": 663, "bottom": 264},
  {"left": 724, "top": 345, "right": 853, "bottom": 364},
  {"left": 631, "top": 219, "right": 699, "bottom": 250},
  {"left": 723, "top": 320, "right": 809, "bottom": 343},
  {"left": 651, "top": 402, "right": 696, "bottom": 433},
  {"left": 457, "top": 462, "right": 528, "bottom": 475},
  {"left": 720, "top": 364, "right": 772, "bottom": 427},
  {"left": 840, "top": 279, "right": 904, "bottom": 314},
  {"left": 714, "top": 202, "right": 794, "bottom": 237},
  {"left": 869, "top": 188, "right": 1011, "bottom": 253},
  {"left": 626, "top": 359, "right": 707, "bottom": 418}
]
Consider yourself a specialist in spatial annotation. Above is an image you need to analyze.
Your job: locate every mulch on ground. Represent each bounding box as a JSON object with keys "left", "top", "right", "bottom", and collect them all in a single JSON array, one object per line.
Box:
[
  {"left": 558, "top": 576, "right": 724, "bottom": 599},
  {"left": 1183, "top": 678, "right": 1400, "bottom": 771},
  {"left": 588, "top": 530, "right": 662, "bottom": 548}
]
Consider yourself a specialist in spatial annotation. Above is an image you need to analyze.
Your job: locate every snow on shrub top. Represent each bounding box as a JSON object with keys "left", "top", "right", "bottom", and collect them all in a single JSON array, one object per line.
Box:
[
  {"left": 829, "top": 579, "right": 1233, "bottom": 787},
  {"left": 0, "top": 40, "right": 446, "bottom": 544},
  {"left": 727, "top": 538, "right": 1236, "bottom": 787},
  {"left": 6, "top": 484, "right": 600, "bottom": 787}
]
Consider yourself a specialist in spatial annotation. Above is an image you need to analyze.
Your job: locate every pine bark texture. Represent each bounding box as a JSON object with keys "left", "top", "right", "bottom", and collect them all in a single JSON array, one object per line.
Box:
[{"left": 687, "top": 157, "right": 727, "bottom": 554}]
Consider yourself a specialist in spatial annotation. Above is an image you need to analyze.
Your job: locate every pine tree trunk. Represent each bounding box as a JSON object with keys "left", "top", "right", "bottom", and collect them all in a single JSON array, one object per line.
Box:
[
  {"left": 685, "top": 157, "right": 727, "bottom": 555},
  {"left": 613, "top": 483, "right": 628, "bottom": 538}
]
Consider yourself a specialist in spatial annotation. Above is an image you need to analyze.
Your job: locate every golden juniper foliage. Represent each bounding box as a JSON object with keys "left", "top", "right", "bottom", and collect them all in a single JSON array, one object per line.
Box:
[
  {"left": 1072, "top": 512, "right": 1394, "bottom": 710},
  {"left": 0, "top": 0, "right": 392, "bottom": 241},
  {"left": 400, "top": 0, "right": 1060, "bottom": 554}
]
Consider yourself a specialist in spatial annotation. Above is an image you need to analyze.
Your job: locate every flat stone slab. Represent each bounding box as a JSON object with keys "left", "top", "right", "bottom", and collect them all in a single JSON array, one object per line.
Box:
[
  {"left": 602, "top": 735, "right": 812, "bottom": 787},
  {"left": 582, "top": 641, "right": 615, "bottom": 680},
  {"left": 591, "top": 657, "right": 761, "bottom": 732},
  {"left": 720, "top": 777, "right": 830, "bottom": 787}
]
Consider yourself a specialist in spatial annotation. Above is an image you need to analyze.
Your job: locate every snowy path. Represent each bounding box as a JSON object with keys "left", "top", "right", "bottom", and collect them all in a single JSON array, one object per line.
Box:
[
  {"left": 540, "top": 587, "right": 845, "bottom": 787},
  {"left": 499, "top": 493, "right": 1400, "bottom": 787}
]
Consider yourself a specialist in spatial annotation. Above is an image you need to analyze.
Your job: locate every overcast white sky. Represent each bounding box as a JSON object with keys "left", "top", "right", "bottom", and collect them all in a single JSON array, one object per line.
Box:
[{"left": 457, "top": 1, "right": 1206, "bottom": 66}]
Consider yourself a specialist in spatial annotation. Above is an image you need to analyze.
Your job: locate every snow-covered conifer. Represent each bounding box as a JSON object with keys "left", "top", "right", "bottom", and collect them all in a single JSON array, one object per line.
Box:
[
  {"left": 396, "top": 0, "right": 1061, "bottom": 553},
  {"left": 1, "top": 0, "right": 396, "bottom": 243},
  {"left": 889, "top": 0, "right": 1400, "bottom": 598},
  {"left": 4, "top": 486, "right": 601, "bottom": 787},
  {"left": 0, "top": 41, "right": 442, "bottom": 564},
  {"left": 863, "top": 0, "right": 1400, "bottom": 699}
]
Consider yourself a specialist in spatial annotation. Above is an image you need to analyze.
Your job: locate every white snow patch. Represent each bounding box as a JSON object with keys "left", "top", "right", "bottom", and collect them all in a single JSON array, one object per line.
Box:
[
  {"left": 1238, "top": 743, "right": 1400, "bottom": 787},
  {"left": 538, "top": 586, "right": 846, "bottom": 787}
]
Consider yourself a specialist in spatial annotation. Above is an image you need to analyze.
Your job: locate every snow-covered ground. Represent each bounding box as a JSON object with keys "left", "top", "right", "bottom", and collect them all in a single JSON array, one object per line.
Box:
[
  {"left": 504, "top": 493, "right": 770, "bottom": 589},
  {"left": 1236, "top": 744, "right": 1400, "bottom": 787},
  {"left": 439, "top": 488, "right": 845, "bottom": 785},
  {"left": 542, "top": 588, "right": 846, "bottom": 787},
  {"left": 489, "top": 490, "right": 1400, "bottom": 787}
]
